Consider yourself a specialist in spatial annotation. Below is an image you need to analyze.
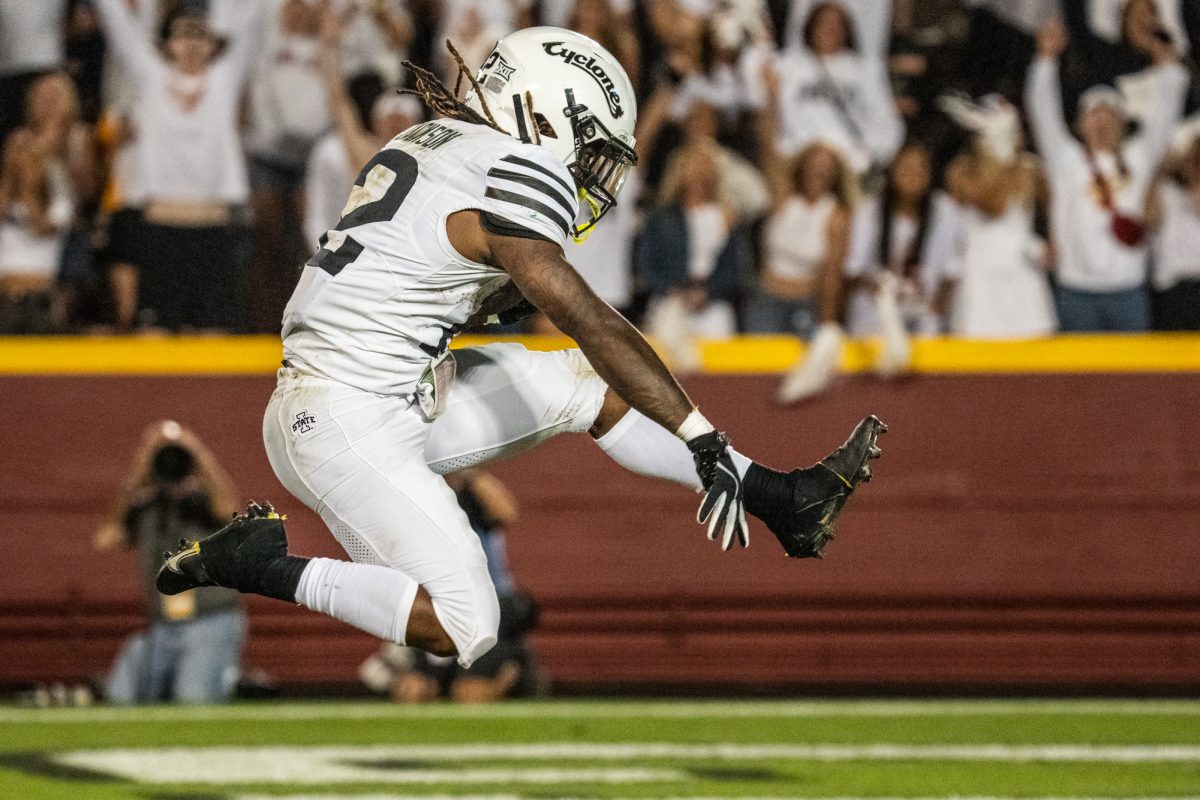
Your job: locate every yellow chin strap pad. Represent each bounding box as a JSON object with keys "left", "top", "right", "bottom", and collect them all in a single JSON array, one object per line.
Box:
[{"left": 571, "top": 188, "right": 604, "bottom": 243}]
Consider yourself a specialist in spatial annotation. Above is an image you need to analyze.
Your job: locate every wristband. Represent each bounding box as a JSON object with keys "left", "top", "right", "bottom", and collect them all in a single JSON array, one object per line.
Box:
[{"left": 675, "top": 409, "right": 715, "bottom": 442}]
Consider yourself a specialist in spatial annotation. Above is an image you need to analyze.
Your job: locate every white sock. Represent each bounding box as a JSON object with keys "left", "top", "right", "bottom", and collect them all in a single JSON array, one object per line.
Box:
[
  {"left": 294, "top": 557, "right": 420, "bottom": 645},
  {"left": 594, "top": 409, "right": 752, "bottom": 491}
]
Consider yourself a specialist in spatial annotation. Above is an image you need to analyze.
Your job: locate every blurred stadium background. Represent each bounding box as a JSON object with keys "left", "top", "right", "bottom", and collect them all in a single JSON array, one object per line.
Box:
[{"left": 2, "top": 0, "right": 1200, "bottom": 798}]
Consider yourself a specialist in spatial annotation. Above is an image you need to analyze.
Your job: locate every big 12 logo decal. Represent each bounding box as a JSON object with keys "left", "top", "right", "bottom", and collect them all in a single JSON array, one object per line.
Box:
[{"left": 480, "top": 51, "right": 517, "bottom": 93}]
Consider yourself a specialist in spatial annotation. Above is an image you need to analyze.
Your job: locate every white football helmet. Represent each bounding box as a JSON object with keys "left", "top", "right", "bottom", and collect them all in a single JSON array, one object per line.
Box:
[{"left": 465, "top": 27, "right": 638, "bottom": 238}]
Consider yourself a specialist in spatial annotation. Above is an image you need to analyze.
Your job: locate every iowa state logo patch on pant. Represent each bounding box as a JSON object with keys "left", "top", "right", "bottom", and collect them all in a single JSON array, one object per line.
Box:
[{"left": 291, "top": 410, "right": 316, "bottom": 436}]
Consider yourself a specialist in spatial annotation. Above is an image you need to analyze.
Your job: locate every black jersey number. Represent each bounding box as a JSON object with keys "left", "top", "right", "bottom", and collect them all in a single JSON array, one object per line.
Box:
[{"left": 308, "top": 149, "right": 418, "bottom": 277}]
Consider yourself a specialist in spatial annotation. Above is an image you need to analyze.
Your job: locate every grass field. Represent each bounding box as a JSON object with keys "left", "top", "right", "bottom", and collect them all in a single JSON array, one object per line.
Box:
[{"left": 1, "top": 699, "right": 1199, "bottom": 800}]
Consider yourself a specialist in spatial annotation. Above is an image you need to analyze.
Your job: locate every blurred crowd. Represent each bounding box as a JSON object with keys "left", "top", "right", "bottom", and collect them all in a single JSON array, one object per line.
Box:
[{"left": 2, "top": 0, "right": 1200, "bottom": 345}]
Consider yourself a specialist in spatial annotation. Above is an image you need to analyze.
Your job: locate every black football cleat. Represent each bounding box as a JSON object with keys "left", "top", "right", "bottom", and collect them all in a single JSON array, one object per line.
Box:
[
  {"left": 759, "top": 415, "right": 887, "bottom": 558},
  {"left": 819, "top": 414, "right": 887, "bottom": 490},
  {"left": 156, "top": 500, "right": 290, "bottom": 596}
]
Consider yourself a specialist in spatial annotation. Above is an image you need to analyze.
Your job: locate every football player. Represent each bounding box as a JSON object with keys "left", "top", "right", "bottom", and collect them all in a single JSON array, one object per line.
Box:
[{"left": 159, "top": 28, "right": 885, "bottom": 668}]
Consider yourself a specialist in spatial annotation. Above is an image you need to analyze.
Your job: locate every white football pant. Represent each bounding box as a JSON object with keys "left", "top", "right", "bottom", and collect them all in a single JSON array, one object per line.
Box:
[{"left": 262, "top": 343, "right": 608, "bottom": 666}]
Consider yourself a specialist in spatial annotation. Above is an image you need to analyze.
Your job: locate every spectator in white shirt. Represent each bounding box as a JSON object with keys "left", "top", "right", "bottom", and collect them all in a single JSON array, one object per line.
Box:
[
  {"left": 20, "top": 71, "right": 97, "bottom": 216},
  {"left": 844, "top": 142, "right": 962, "bottom": 336},
  {"left": 0, "top": 128, "right": 74, "bottom": 332},
  {"left": 1025, "top": 19, "right": 1188, "bottom": 331},
  {"left": 763, "top": 139, "right": 859, "bottom": 407},
  {"left": 245, "top": 0, "right": 332, "bottom": 332},
  {"left": 17, "top": 71, "right": 99, "bottom": 322},
  {"left": 1146, "top": 123, "right": 1200, "bottom": 329},
  {"left": 93, "top": 0, "right": 272, "bottom": 330},
  {"left": 768, "top": 1, "right": 904, "bottom": 175},
  {"left": 247, "top": 0, "right": 331, "bottom": 186},
  {"left": 941, "top": 93, "right": 1057, "bottom": 338},
  {"left": 751, "top": 139, "right": 856, "bottom": 404},
  {"left": 746, "top": 141, "right": 853, "bottom": 339}
]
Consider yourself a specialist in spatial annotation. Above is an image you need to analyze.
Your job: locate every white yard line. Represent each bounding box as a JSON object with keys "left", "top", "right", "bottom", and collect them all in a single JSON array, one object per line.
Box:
[
  {"left": 53, "top": 742, "right": 1200, "bottom": 785},
  {"left": 8, "top": 699, "right": 1200, "bottom": 724},
  {"left": 99, "top": 742, "right": 1200, "bottom": 762},
  {"left": 54, "top": 747, "right": 686, "bottom": 785}
]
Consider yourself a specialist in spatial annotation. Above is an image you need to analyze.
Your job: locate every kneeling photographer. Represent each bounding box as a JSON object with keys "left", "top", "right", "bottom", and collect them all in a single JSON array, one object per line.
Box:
[{"left": 95, "top": 421, "right": 244, "bottom": 704}]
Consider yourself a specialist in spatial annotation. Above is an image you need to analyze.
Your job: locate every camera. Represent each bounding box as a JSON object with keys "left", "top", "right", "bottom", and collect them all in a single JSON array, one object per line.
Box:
[{"left": 150, "top": 443, "right": 196, "bottom": 485}]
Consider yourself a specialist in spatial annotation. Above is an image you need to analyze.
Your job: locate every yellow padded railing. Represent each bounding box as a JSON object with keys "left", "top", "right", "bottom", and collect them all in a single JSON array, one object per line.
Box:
[{"left": 0, "top": 333, "right": 1199, "bottom": 374}]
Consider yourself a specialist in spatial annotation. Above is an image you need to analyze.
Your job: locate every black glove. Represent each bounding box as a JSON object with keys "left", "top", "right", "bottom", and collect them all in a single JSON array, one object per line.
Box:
[
  {"left": 465, "top": 283, "right": 539, "bottom": 329},
  {"left": 686, "top": 431, "right": 749, "bottom": 551},
  {"left": 495, "top": 297, "right": 538, "bottom": 326}
]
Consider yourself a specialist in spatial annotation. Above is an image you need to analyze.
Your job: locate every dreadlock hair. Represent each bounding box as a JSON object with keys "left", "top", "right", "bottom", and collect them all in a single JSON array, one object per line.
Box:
[
  {"left": 401, "top": 41, "right": 509, "bottom": 135},
  {"left": 523, "top": 91, "right": 540, "bottom": 145}
]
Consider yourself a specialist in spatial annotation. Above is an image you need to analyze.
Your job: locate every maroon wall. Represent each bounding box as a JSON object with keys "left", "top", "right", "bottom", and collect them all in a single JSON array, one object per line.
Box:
[{"left": 2, "top": 371, "right": 1198, "bottom": 691}]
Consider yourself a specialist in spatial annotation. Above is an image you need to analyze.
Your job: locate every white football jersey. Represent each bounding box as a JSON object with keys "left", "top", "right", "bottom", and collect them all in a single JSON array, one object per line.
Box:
[{"left": 282, "top": 118, "right": 579, "bottom": 396}]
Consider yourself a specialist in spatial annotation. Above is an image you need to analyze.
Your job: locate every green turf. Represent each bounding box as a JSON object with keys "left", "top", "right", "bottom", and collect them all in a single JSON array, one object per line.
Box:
[{"left": 1, "top": 699, "right": 1199, "bottom": 800}]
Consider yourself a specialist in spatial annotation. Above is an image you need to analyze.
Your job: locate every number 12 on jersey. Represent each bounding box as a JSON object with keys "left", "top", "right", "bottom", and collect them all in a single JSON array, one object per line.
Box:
[{"left": 308, "top": 148, "right": 418, "bottom": 277}]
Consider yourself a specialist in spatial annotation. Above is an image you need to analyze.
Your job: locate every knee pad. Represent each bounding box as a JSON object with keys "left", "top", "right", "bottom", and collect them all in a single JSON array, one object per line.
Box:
[{"left": 549, "top": 348, "right": 608, "bottom": 433}]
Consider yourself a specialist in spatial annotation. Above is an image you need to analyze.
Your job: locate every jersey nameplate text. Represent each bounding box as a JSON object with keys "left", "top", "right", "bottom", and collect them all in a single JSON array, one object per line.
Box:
[{"left": 397, "top": 122, "right": 464, "bottom": 151}]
